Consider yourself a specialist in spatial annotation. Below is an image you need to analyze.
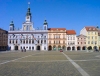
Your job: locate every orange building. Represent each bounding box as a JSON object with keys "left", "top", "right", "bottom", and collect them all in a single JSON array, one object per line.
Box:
[{"left": 48, "top": 28, "right": 66, "bottom": 51}]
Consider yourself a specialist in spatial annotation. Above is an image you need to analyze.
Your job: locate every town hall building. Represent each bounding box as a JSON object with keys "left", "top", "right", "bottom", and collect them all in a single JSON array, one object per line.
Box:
[{"left": 8, "top": 4, "right": 48, "bottom": 51}]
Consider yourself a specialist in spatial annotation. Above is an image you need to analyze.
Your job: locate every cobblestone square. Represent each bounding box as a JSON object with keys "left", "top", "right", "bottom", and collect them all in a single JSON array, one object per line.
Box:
[{"left": 0, "top": 51, "right": 100, "bottom": 76}]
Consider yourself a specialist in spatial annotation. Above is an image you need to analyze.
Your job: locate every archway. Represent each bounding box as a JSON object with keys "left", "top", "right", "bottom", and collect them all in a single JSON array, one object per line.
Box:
[
  {"left": 72, "top": 46, "right": 75, "bottom": 50},
  {"left": 37, "top": 45, "right": 40, "bottom": 50},
  {"left": 93, "top": 46, "right": 97, "bottom": 50},
  {"left": 82, "top": 46, "right": 86, "bottom": 50},
  {"left": 99, "top": 47, "right": 100, "bottom": 50},
  {"left": 77, "top": 46, "right": 81, "bottom": 50},
  {"left": 48, "top": 45, "right": 52, "bottom": 51},
  {"left": 62, "top": 45, "right": 66, "bottom": 50},
  {"left": 58, "top": 45, "right": 61, "bottom": 51},
  {"left": 15, "top": 46, "right": 18, "bottom": 50},
  {"left": 67, "top": 47, "right": 71, "bottom": 51},
  {"left": 53, "top": 45, "right": 56, "bottom": 51},
  {"left": 88, "top": 46, "right": 92, "bottom": 50}
]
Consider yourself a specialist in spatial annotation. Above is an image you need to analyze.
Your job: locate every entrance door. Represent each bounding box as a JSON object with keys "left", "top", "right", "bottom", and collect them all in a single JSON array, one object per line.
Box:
[
  {"left": 37, "top": 45, "right": 40, "bottom": 50},
  {"left": 15, "top": 46, "right": 18, "bottom": 50}
]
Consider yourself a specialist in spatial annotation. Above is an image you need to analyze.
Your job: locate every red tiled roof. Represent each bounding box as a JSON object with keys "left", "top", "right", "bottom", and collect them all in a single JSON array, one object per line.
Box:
[
  {"left": 48, "top": 28, "right": 66, "bottom": 30},
  {"left": 66, "top": 30, "right": 76, "bottom": 35},
  {"left": 85, "top": 26, "right": 98, "bottom": 31}
]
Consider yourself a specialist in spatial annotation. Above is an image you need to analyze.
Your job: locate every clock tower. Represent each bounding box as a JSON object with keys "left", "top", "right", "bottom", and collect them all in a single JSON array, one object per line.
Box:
[{"left": 26, "top": 2, "right": 32, "bottom": 22}]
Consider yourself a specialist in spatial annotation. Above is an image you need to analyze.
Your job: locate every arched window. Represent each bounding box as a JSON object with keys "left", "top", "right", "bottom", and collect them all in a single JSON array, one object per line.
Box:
[
  {"left": 26, "top": 26, "right": 28, "bottom": 30},
  {"left": 44, "top": 26, "right": 46, "bottom": 30}
]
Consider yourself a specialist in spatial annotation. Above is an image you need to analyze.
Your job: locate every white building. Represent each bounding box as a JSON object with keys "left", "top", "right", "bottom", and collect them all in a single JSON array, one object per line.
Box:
[
  {"left": 8, "top": 4, "right": 48, "bottom": 51},
  {"left": 66, "top": 30, "right": 77, "bottom": 51}
]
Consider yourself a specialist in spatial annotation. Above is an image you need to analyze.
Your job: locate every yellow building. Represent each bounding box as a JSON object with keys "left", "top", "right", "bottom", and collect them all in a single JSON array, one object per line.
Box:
[
  {"left": 80, "top": 26, "right": 98, "bottom": 50},
  {"left": 48, "top": 28, "right": 66, "bottom": 51}
]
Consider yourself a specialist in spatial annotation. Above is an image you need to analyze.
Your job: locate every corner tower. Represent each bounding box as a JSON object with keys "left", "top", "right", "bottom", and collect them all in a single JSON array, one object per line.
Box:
[
  {"left": 9, "top": 21, "right": 14, "bottom": 31},
  {"left": 43, "top": 20, "right": 48, "bottom": 30}
]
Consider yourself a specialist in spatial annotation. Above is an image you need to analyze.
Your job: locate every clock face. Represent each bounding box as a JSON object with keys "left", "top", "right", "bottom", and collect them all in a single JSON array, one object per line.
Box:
[{"left": 27, "top": 16, "right": 29, "bottom": 19}]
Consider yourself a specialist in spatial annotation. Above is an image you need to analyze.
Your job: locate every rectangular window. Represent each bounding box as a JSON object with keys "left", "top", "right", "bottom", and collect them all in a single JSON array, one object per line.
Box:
[
  {"left": 88, "top": 36, "right": 90, "bottom": 39},
  {"left": 44, "top": 40, "right": 46, "bottom": 44},
  {"left": 95, "top": 36, "right": 97, "bottom": 39},
  {"left": 88, "top": 41, "right": 90, "bottom": 44},
  {"left": 78, "top": 42, "right": 79, "bottom": 44},
  {"left": 32, "top": 40, "right": 34, "bottom": 44}
]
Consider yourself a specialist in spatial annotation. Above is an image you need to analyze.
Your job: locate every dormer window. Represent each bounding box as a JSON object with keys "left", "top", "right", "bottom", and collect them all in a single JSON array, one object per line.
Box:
[{"left": 93, "top": 28, "right": 95, "bottom": 30}]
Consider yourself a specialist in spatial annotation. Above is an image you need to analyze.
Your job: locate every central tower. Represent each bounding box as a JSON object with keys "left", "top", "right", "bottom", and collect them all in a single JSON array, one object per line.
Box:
[{"left": 22, "top": 2, "right": 34, "bottom": 31}]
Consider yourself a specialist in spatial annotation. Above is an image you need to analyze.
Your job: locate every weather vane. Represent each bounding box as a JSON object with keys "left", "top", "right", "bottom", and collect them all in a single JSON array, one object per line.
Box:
[{"left": 28, "top": 2, "right": 30, "bottom": 7}]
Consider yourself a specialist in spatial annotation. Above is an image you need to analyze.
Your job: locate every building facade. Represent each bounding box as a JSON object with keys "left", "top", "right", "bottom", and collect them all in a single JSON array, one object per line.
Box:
[
  {"left": 76, "top": 34, "right": 87, "bottom": 50},
  {"left": 66, "top": 30, "right": 77, "bottom": 51},
  {"left": 0, "top": 28, "right": 8, "bottom": 51},
  {"left": 8, "top": 5, "right": 48, "bottom": 51},
  {"left": 48, "top": 28, "right": 66, "bottom": 51},
  {"left": 80, "top": 26, "right": 98, "bottom": 50}
]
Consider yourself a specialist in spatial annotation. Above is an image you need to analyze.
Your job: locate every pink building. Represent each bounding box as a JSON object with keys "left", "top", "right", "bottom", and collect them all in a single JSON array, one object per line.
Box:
[{"left": 76, "top": 34, "right": 87, "bottom": 50}]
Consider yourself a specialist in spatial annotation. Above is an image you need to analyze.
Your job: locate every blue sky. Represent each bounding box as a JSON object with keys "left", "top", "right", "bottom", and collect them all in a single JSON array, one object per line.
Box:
[{"left": 0, "top": 0, "right": 100, "bottom": 35}]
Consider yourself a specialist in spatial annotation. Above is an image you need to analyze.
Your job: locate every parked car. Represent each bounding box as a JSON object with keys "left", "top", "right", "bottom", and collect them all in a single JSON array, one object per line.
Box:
[{"left": 60, "top": 49, "right": 63, "bottom": 52}]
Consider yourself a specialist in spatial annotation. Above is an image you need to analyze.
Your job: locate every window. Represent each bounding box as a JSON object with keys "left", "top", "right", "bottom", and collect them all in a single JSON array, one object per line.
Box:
[
  {"left": 32, "top": 47, "right": 34, "bottom": 50},
  {"left": 44, "top": 40, "right": 46, "bottom": 44},
  {"left": 13, "top": 40, "right": 14, "bottom": 44},
  {"left": 71, "top": 37, "right": 72, "bottom": 40},
  {"left": 38, "top": 36, "right": 39, "bottom": 38},
  {"left": 38, "top": 40, "right": 39, "bottom": 43},
  {"left": 81, "top": 42, "right": 82, "bottom": 44},
  {"left": 78, "top": 42, "right": 79, "bottom": 44},
  {"left": 9, "top": 40, "right": 11, "bottom": 44},
  {"left": 78, "top": 38, "right": 79, "bottom": 40},
  {"left": 32, "top": 40, "right": 34, "bottom": 44},
  {"left": 88, "top": 32, "right": 90, "bottom": 35},
  {"left": 44, "top": 47, "right": 46, "bottom": 50},
  {"left": 41, "top": 40, "right": 43, "bottom": 44},
  {"left": 92, "top": 36, "right": 93, "bottom": 39},
  {"left": 44, "top": 26, "right": 46, "bottom": 30},
  {"left": 88, "top": 36, "right": 90, "bottom": 39},
  {"left": 88, "top": 41, "right": 90, "bottom": 44},
  {"left": 68, "top": 37, "right": 69, "bottom": 40},
  {"left": 91, "top": 41, "right": 93, "bottom": 44},
  {"left": 26, "top": 26, "right": 28, "bottom": 31},
  {"left": 59, "top": 41, "right": 60, "bottom": 44},
  {"left": 95, "top": 36, "right": 97, "bottom": 39},
  {"left": 84, "top": 42, "right": 86, "bottom": 44},
  {"left": 16, "top": 40, "right": 17, "bottom": 44},
  {"left": 44, "top": 36, "right": 46, "bottom": 38},
  {"left": 23, "top": 40, "right": 25, "bottom": 44}
]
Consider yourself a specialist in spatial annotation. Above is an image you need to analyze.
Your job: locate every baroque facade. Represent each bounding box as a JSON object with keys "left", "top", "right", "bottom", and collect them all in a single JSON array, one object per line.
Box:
[
  {"left": 48, "top": 28, "right": 66, "bottom": 51},
  {"left": 80, "top": 26, "right": 98, "bottom": 50},
  {"left": 8, "top": 5, "right": 48, "bottom": 51},
  {"left": 66, "top": 30, "right": 77, "bottom": 51}
]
